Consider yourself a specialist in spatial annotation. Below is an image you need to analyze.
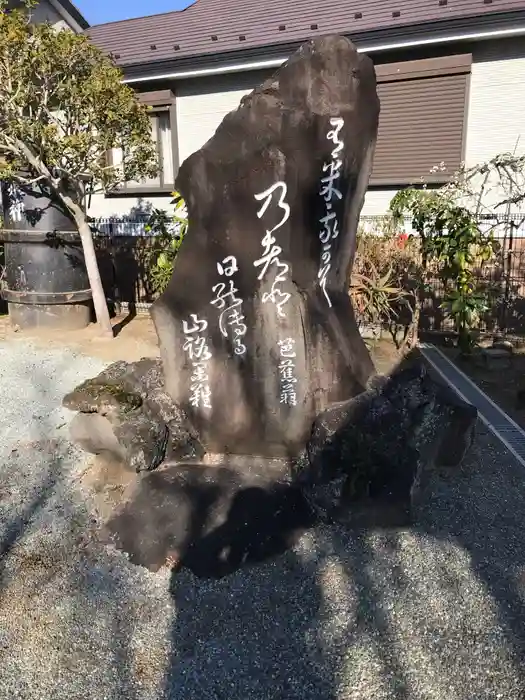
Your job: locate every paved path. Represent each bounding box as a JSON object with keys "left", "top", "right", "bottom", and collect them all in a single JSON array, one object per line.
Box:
[{"left": 0, "top": 338, "right": 524, "bottom": 699}]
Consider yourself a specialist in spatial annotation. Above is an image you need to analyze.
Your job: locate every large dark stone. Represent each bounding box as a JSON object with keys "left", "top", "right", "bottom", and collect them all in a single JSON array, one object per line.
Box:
[
  {"left": 69, "top": 410, "right": 169, "bottom": 473},
  {"left": 151, "top": 35, "right": 379, "bottom": 459},
  {"left": 63, "top": 358, "right": 204, "bottom": 471},
  {"left": 293, "top": 361, "right": 478, "bottom": 525},
  {"left": 103, "top": 458, "right": 316, "bottom": 577}
]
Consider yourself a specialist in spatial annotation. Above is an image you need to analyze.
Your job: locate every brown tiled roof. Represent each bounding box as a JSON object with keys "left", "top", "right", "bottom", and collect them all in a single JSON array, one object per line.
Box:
[{"left": 87, "top": 0, "right": 525, "bottom": 67}]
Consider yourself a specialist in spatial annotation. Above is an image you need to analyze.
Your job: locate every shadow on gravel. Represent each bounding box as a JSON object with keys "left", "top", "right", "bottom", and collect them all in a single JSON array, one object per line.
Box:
[
  {"left": 75, "top": 562, "right": 142, "bottom": 700},
  {"left": 161, "top": 425, "right": 525, "bottom": 700},
  {"left": 0, "top": 468, "right": 58, "bottom": 566},
  {"left": 0, "top": 449, "right": 64, "bottom": 593},
  {"left": 323, "top": 423, "right": 525, "bottom": 700},
  {"left": 165, "top": 547, "right": 336, "bottom": 700},
  {"left": 104, "top": 463, "right": 316, "bottom": 575},
  {"left": 413, "top": 423, "right": 525, "bottom": 670}
]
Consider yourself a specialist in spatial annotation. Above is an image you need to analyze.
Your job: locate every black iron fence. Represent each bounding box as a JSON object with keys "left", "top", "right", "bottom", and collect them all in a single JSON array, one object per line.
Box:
[
  {"left": 416, "top": 244, "right": 525, "bottom": 336},
  {"left": 3, "top": 213, "right": 525, "bottom": 335},
  {"left": 88, "top": 213, "right": 525, "bottom": 335},
  {"left": 357, "top": 212, "right": 525, "bottom": 239}
]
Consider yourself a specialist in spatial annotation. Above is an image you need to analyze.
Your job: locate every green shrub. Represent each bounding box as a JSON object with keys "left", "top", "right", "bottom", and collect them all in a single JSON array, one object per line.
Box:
[
  {"left": 146, "top": 191, "right": 187, "bottom": 294},
  {"left": 350, "top": 228, "right": 422, "bottom": 350},
  {"left": 390, "top": 188, "right": 497, "bottom": 354}
]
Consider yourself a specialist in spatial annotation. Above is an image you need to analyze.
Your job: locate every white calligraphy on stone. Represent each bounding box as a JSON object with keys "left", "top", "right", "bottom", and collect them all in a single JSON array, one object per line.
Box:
[
  {"left": 182, "top": 314, "right": 212, "bottom": 409},
  {"left": 253, "top": 182, "right": 291, "bottom": 318},
  {"left": 278, "top": 337, "right": 298, "bottom": 406},
  {"left": 327, "top": 118, "right": 344, "bottom": 158},
  {"left": 217, "top": 255, "right": 238, "bottom": 277},
  {"left": 8, "top": 184, "right": 24, "bottom": 223},
  {"left": 211, "top": 255, "right": 247, "bottom": 355},
  {"left": 317, "top": 117, "right": 345, "bottom": 308}
]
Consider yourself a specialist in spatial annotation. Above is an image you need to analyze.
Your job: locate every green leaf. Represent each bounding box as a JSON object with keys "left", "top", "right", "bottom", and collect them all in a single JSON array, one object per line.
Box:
[{"left": 157, "top": 253, "right": 168, "bottom": 268}]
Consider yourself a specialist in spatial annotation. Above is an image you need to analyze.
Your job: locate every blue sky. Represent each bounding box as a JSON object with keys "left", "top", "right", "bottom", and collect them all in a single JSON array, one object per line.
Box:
[{"left": 75, "top": 0, "right": 193, "bottom": 26}]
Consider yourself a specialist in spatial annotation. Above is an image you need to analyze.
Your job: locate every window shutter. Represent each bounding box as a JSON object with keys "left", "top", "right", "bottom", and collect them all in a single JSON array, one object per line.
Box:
[{"left": 370, "top": 54, "right": 472, "bottom": 186}]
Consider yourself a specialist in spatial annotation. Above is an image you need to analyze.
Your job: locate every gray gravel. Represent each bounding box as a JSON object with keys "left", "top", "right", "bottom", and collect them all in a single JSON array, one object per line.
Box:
[{"left": 0, "top": 337, "right": 525, "bottom": 699}]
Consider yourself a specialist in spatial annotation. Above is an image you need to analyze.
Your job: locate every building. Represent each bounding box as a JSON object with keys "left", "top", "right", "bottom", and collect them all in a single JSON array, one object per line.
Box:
[
  {"left": 21, "top": 0, "right": 88, "bottom": 31},
  {"left": 86, "top": 0, "right": 525, "bottom": 219}
]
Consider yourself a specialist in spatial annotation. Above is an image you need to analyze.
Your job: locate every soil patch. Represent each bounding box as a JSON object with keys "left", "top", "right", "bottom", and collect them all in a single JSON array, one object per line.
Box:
[
  {"left": 0, "top": 313, "right": 404, "bottom": 374},
  {"left": 366, "top": 337, "right": 404, "bottom": 375},
  {"left": 0, "top": 312, "right": 159, "bottom": 363}
]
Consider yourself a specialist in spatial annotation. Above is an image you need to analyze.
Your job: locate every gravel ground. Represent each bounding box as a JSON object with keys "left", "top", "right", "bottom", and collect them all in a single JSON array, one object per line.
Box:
[{"left": 0, "top": 338, "right": 525, "bottom": 699}]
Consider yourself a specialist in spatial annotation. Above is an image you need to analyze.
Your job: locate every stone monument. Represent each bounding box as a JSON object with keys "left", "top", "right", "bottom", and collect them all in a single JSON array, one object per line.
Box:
[
  {"left": 151, "top": 34, "right": 379, "bottom": 458},
  {"left": 63, "top": 36, "right": 477, "bottom": 577}
]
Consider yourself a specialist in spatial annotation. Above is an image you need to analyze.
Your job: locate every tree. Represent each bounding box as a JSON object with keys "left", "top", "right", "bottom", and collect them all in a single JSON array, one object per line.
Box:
[
  {"left": 390, "top": 149, "right": 525, "bottom": 351},
  {"left": 445, "top": 150, "right": 525, "bottom": 225},
  {"left": 451, "top": 151, "right": 525, "bottom": 332},
  {"left": 145, "top": 190, "right": 188, "bottom": 294},
  {"left": 0, "top": 0, "right": 158, "bottom": 336},
  {"left": 390, "top": 187, "right": 496, "bottom": 355}
]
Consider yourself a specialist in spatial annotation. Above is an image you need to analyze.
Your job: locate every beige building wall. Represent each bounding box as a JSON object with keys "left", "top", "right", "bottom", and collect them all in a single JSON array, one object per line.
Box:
[
  {"left": 465, "top": 38, "right": 525, "bottom": 165},
  {"left": 463, "top": 37, "right": 525, "bottom": 214},
  {"left": 31, "top": 0, "right": 85, "bottom": 31},
  {"left": 88, "top": 36, "right": 525, "bottom": 221}
]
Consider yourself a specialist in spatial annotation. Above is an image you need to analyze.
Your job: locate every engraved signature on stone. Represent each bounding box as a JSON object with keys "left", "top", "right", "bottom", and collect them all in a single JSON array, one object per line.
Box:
[
  {"left": 278, "top": 337, "right": 298, "bottom": 406},
  {"left": 182, "top": 314, "right": 212, "bottom": 409}
]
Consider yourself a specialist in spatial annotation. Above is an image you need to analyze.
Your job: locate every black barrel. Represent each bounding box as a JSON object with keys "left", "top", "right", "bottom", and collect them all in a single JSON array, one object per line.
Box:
[{"left": 0, "top": 184, "right": 93, "bottom": 330}]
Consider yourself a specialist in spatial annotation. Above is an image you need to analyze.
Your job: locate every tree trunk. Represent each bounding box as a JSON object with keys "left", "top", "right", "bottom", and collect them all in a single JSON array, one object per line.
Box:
[
  {"left": 55, "top": 188, "right": 113, "bottom": 337},
  {"left": 408, "top": 300, "right": 421, "bottom": 348},
  {"left": 76, "top": 216, "right": 113, "bottom": 337}
]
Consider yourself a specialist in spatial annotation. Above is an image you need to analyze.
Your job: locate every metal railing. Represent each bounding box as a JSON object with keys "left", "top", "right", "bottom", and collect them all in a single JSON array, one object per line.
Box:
[
  {"left": 90, "top": 212, "right": 525, "bottom": 238},
  {"left": 90, "top": 217, "right": 150, "bottom": 237},
  {"left": 357, "top": 212, "right": 525, "bottom": 238},
  {"left": 79, "top": 214, "right": 525, "bottom": 335}
]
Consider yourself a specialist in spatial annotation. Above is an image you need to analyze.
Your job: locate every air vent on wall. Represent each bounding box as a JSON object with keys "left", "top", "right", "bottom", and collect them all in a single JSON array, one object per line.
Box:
[
  {"left": 150, "top": 44, "right": 157, "bottom": 50},
  {"left": 239, "top": 34, "right": 246, "bottom": 41},
  {"left": 310, "top": 23, "right": 318, "bottom": 29},
  {"left": 439, "top": 0, "right": 448, "bottom": 5},
  {"left": 392, "top": 10, "right": 401, "bottom": 17},
  {"left": 173, "top": 44, "right": 180, "bottom": 50},
  {"left": 354, "top": 12, "right": 362, "bottom": 19},
  {"left": 211, "top": 34, "right": 218, "bottom": 41},
  {"left": 279, "top": 24, "right": 286, "bottom": 30}
]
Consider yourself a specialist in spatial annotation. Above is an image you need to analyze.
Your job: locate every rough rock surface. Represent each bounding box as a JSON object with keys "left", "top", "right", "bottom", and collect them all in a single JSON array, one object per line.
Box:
[
  {"left": 151, "top": 35, "right": 379, "bottom": 458},
  {"left": 69, "top": 410, "right": 169, "bottom": 473},
  {"left": 63, "top": 358, "right": 204, "bottom": 472},
  {"left": 293, "top": 361, "right": 478, "bottom": 524},
  {"left": 104, "top": 457, "right": 316, "bottom": 577}
]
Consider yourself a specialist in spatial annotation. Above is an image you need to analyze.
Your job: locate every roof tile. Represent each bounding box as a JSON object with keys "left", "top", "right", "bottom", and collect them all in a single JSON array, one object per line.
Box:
[{"left": 87, "top": 0, "right": 525, "bottom": 66}]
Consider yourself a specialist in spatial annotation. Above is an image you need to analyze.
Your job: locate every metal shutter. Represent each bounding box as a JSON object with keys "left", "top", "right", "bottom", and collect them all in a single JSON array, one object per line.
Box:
[{"left": 371, "top": 54, "right": 472, "bottom": 186}]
